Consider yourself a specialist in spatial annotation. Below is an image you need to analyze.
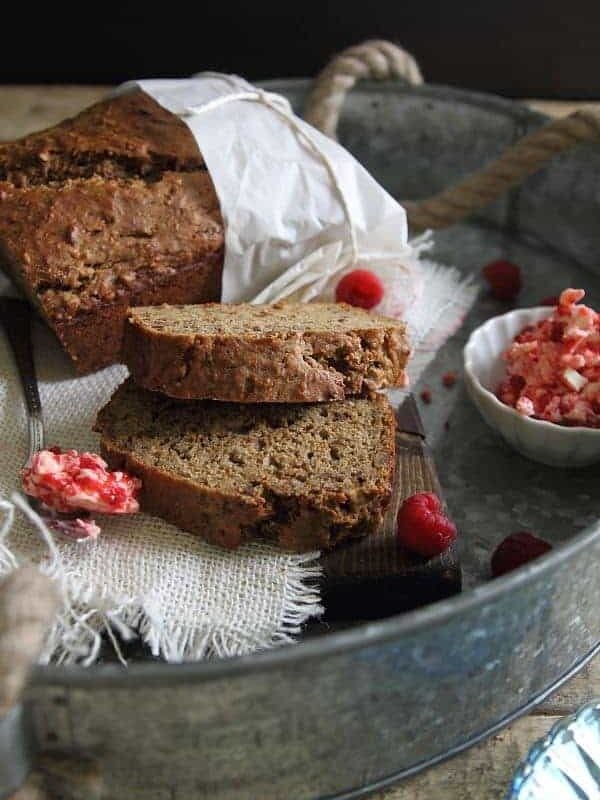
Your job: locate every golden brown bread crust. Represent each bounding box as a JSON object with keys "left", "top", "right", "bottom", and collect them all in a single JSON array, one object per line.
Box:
[
  {"left": 0, "top": 90, "right": 204, "bottom": 186},
  {"left": 53, "top": 256, "right": 223, "bottom": 373},
  {"left": 0, "top": 90, "right": 225, "bottom": 373},
  {"left": 95, "top": 380, "right": 396, "bottom": 552},
  {"left": 123, "top": 302, "right": 411, "bottom": 402}
]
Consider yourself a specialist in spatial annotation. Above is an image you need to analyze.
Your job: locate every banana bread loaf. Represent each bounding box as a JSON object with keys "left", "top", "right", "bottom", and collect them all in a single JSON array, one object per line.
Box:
[
  {"left": 95, "top": 379, "right": 396, "bottom": 551},
  {"left": 0, "top": 90, "right": 224, "bottom": 373},
  {"left": 123, "top": 302, "right": 411, "bottom": 402}
]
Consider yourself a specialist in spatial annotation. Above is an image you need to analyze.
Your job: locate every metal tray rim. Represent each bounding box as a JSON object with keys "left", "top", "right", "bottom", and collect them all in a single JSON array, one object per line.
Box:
[
  {"left": 319, "top": 641, "right": 600, "bottom": 800},
  {"left": 32, "top": 516, "right": 600, "bottom": 688}
]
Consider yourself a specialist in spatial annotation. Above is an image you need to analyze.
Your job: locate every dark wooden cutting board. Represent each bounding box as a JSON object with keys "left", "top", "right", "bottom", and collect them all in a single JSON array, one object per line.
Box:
[{"left": 320, "top": 394, "right": 461, "bottom": 621}]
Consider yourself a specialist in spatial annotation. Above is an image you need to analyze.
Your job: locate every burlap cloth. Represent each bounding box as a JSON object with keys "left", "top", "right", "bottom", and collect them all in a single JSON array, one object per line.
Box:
[
  {"left": 0, "top": 257, "right": 475, "bottom": 665},
  {"left": 0, "top": 276, "right": 323, "bottom": 664}
]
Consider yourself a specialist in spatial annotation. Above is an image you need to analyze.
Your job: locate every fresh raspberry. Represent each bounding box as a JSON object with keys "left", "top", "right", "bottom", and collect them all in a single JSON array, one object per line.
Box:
[
  {"left": 482, "top": 259, "right": 522, "bottom": 301},
  {"left": 491, "top": 532, "right": 552, "bottom": 577},
  {"left": 396, "top": 492, "right": 457, "bottom": 557},
  {"left": 540, "top": 295, "right": 559, "bottom": 307},
  {"left": 442, "top": 371, "right": 457, "bottom": 388},
  {"left": 420, "top": 388, "right": 432, "bottom": 404},
  {"left": 335, "top": 269, "right": 384, "bottom": 309}
]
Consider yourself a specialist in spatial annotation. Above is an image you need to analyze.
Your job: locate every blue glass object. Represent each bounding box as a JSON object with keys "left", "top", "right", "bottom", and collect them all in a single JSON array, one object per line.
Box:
[{"left": 507, "top": 701, "right": 600, "bottom": 799}]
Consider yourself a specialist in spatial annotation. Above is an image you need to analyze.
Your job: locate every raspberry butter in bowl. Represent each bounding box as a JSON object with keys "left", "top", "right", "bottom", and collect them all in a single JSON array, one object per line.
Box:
[{"left": 464, "top": 288, "right": 600, "bottom": 468}]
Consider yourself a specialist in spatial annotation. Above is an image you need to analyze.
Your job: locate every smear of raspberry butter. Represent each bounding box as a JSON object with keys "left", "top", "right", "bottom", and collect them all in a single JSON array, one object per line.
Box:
[{"left": 21, "top": 448, "right": 141, "bottom": 539}]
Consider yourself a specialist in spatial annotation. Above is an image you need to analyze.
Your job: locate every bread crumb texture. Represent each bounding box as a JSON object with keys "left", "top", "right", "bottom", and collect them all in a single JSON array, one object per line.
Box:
[
  {"left": 0, "top": 91, "right": 224, "bottom": 372},
  {"left": 124, "top": 302, "right": 411, "bottom": 402},
  {"left": 95, "top": 379, "right": 396, "bottom": 551}
]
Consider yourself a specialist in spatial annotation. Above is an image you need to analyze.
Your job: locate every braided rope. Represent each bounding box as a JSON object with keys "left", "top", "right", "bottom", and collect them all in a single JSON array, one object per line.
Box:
[
  {"left": 304, "top": 40, "right": 423, "bottom": 139},
  {"left": 305, "top": 39, "right": 600, "bottom": 231},
  {"left": 0, "top": 566, "right": 102, "bottom": 799},
  {"left": 0, "top": 566, "right": 59, "bottom": 716},
  {"left": 404, "top": 106, "right": 600, "bottom": 230}
]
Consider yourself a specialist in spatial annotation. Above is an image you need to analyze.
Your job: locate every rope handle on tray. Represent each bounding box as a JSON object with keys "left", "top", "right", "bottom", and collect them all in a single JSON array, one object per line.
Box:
[
  {"left": 304, "top": 39, "right": 423, "bottom": 138},
  {"left": 304, "top": 39, "right": 600, "bottom": 231},
  {"left": 0, "top": 565, "right": 101, "bottom": 799}
]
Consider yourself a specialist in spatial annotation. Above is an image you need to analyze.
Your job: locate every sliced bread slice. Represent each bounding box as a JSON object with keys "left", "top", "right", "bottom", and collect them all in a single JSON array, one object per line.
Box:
[
  {"left": 94, "top": 379, "right": 396, "bottom": 552},
  {"left": 122, "top": 302, "right": 410, "bottom": 402}
]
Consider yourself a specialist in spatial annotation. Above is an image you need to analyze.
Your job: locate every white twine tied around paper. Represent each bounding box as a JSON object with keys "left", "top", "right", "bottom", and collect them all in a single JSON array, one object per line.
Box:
[
  {"left": 173, "top": 72, "right": 427, "bottom": 312},
  {"left": 132, "top": 72, "right": 432, "bottom": 314},
  {"left": 181, "top": 82, "right": 361, "bottom": 276}
]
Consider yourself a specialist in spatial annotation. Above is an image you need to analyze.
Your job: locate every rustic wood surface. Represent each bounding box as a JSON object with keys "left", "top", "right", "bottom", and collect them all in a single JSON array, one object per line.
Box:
[
  {"left": 0, "top": 85, "right": 597, "bottom": 800},
  {"left": 379, "top": 658, "right": 599, "bottom": 800}
]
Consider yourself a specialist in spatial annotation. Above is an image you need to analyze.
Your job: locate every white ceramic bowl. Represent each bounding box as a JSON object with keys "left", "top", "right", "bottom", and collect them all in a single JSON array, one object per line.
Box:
[{"left": 463, "top": 307, "right": 600, "bottom": 468}]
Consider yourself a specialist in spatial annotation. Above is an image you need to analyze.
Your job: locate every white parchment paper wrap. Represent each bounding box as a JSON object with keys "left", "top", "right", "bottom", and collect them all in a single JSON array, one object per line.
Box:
[{"left": 125, "top": 74, "right": 417, "bottom": 307}]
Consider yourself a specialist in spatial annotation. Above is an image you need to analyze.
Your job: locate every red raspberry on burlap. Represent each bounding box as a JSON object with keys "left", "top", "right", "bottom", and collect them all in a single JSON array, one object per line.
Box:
[{"left": 335, "top": 269, "right": 384, "bottom": 309}]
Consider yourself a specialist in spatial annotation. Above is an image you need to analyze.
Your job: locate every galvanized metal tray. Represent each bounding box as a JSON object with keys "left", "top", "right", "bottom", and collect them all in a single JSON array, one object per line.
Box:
[{"left": 25, "top": 79, "right": 600, "bottom": 800}]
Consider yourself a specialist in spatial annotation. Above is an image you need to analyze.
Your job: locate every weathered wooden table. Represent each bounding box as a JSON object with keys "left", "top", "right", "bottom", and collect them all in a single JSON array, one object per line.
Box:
[{"left": 0, "top": 86, "right": 597, "bottom": 800}]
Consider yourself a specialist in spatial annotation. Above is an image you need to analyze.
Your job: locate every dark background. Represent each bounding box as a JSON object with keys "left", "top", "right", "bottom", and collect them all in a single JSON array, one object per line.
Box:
[{"left": 3, "top": 1, "right": 600, "bottom": 97}]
